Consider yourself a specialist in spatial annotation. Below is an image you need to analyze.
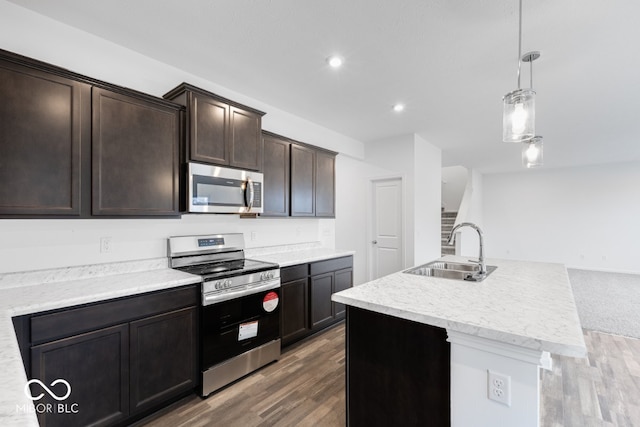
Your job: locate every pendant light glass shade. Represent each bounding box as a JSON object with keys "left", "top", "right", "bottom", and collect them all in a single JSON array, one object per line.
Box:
[
  {"left": 503, "top": 88, "right": 535, "bottom": 142},
  {"left": 522, "top": 136, "right": 543, "bottom": 168}
]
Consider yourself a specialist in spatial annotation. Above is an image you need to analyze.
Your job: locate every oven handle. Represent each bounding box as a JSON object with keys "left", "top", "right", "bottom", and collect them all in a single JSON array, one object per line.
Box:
[{"left": 203, "top": 279, "right": 280, "bottom": 306}]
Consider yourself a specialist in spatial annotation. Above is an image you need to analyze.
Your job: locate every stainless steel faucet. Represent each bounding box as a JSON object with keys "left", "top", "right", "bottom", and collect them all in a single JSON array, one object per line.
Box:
[{"left": 447, "top": 222, "right": 487, "bottom": 275}]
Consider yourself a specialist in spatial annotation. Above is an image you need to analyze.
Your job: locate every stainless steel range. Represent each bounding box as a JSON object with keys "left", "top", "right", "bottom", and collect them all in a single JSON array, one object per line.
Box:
[{"left": 168, "top": 233, "right": 281, "bottom": 397}]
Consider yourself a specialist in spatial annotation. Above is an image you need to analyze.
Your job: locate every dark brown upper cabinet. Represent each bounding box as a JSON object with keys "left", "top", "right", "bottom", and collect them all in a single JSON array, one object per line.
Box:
[
  {"left": 291, "top": 143, "right": 316, "bottom": 216},
  {"left": 262, "top": 131, "right": 291, "bottom": 217},
  {"left": 315, "top": 150, "right": 336, "bottom": 218},
  {"left": 262, "top": 131, "right": 337, "bottom": 218},
  {"left": 164, "top": 83, "right": 265, "bottom": 171},
  {"left": 290, "top": 141, "right": 337, "bottom": 218},
  {"left": 92, "top": 87, "right": 181, "bottom": 216},
  {"left": 0, "top": 48, "right": 184, "bottom": 218},
  {"left": 0, "top": 53, "right": 91, "bottom": 216}
]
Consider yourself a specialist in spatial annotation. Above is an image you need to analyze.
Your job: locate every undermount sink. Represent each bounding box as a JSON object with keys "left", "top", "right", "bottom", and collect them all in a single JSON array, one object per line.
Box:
[{"left": 404, "top": 260, "right": 497, "bottom": 282}]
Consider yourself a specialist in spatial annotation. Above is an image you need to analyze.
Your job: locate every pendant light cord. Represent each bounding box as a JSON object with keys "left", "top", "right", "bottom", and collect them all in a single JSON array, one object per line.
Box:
[{"left": 517, "top": 0, "right": 523, "bottom": 89}]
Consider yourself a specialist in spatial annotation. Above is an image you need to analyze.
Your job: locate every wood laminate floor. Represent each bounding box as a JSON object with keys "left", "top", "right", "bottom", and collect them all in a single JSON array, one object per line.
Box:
[
  {"left": 541, "top": 330, "right": 640, "bottom": 426},
  {"left": 138, "top": 324, "right": 640, "bottom": 427}
]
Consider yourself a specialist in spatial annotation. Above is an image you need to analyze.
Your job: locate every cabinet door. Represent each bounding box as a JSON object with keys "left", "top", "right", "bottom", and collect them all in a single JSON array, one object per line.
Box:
[
  {"left": 281, "top": 278, "right": 309, "bottom": 345},
  {"left": 262, "top": 133, "right": 290, "bottom": 216},
  {"left": 92, "top": 87, "right": 180, "bottom": 216},
  {"left": 30, "top": 324, "right": 129, "bottom": 427},
  {"left": 315, "top": 151, "right": 336, "bottom": 218},
  {"left": 129, "top": 307, "right": 197, "bottom": 415},
  {"left": 333, "top": 268, "right": 353, "bottom": 319},
  {"left": 310, "top": 273, "right": 334, "bottom": 330},
  {"left": 230, "top": 106, "right": 262, "bottom": 171},
  {"left": 190, "top": 92, "right": 229, "bottom": 165},
  {"left": 290, "top": 144, "right": 316, "bottom": 216},
  {"left": 0, "top": 59, "right": 90, "bottom": 216}
]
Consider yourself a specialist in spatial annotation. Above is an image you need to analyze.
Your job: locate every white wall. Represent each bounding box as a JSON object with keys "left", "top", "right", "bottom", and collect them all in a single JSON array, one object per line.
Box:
[
  {"left": 0, "top": 1, "right": 365, "bottom": 274},
  {"left": 366, "top": 135, "right": 416, "bottom": 267},
  {"left": 483, "top": 161, "right": 640, "bottom": 274},
  {"left": 455, "top": 169, "right": 485, "bottom": 259},
  {"left": 441, "top": 166, "right": 467, "bottom": 213},
  {"left": 0, "top": 216, "right": 325, "bottom": 273},
  {"left": 414, "top": 134, "right": 442, "bottom": 265},
  {"left": 334, "top": 155, "right": 377, "bottom": 285},
  {"left": 364, "top": 134, "right": 442, "bottom": 268}
]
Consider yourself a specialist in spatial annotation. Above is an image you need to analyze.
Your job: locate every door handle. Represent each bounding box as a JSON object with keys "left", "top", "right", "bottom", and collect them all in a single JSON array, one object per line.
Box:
[{"left": 372, "top": 240, "right": 378, "bottom": 244}]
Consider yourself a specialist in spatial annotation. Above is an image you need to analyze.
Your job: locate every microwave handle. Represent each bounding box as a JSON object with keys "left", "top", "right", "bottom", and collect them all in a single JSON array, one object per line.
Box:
[{"left": 246, "top": 177, "right": 255, "bottom": 211}]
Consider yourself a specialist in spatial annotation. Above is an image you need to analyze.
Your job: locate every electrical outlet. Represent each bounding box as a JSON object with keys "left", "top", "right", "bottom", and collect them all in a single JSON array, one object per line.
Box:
[
  {"left": 488, "top": 370, "right": 511, "bottom": 406},
  {"left": 250, "top": 231, "right": 257, "bottom": 241},
  {"left": 100, "top": 237, "right": 112, "bottom": 253}
]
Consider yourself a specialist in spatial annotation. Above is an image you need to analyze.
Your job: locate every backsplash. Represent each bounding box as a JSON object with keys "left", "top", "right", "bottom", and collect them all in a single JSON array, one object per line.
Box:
[
  {"left": 0, "top": 257, "right": 169, "bottom": 290},
  {"left": 0, "top": 216, "right": 335, "bottom": 274}
]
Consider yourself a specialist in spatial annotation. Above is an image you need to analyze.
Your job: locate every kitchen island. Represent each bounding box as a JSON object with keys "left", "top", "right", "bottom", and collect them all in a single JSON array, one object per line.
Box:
[{"left": 332, "top": 255, "right": 586, "bottom": 427}]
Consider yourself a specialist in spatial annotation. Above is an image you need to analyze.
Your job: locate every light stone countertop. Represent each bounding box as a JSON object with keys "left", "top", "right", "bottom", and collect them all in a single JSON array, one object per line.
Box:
[
  {"left": 0, "top": 258, "right": 201, "bottom": 427},
  {"left": 0, "top": 244, "right": 354, "bottom": 425},
  {"left": 246, "top": 242, "right": 355, "bottom": 267},
  {"left": 332, "top": 255, "right": 587, "bottom": 358}
]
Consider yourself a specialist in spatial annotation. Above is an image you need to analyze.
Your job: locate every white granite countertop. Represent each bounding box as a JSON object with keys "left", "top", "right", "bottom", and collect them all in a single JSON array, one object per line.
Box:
[
  {"left": 0, "top": 243, "right": 353, "bottom": 425},
  {"left": 246, "top": 242, "right": 355, "bottom": 267},
  {"left": 0, "top": 258, "right": 201, "bottom": 427},
  {"left": 332, "top": 255, "right": 586, "bottom": 358}
]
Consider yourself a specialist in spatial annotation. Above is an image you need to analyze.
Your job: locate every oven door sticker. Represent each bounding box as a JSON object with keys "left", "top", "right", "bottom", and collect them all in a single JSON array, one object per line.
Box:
[
  {"left": 238, "top": 320, "right": 259, "bottom": 341},
  {"left": 263, "top": 291, "right": 279, "bottom": 312}
]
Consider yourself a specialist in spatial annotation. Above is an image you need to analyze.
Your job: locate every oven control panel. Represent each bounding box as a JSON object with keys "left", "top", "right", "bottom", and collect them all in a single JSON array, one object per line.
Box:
[
  {"left": 202, "top": 268, "right": 281, "bottom": 305},
  {"left": 213, "top": 279, "right": 234, "bottom": 290},
  {"left": 198, "top": 237, "right": 225, "bottom": 247},
  {"left": 260, "top": 271, "right": 276, "bottom": 280}
]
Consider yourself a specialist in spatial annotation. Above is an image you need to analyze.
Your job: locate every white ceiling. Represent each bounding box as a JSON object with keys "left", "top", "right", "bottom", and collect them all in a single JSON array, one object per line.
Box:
[{"left": 8, "top": 0, "right": 640, "bottom": 173}]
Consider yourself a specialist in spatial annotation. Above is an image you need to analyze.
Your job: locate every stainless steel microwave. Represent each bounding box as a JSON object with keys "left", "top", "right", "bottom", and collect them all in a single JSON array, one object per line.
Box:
[{"left": 188, "top": 162, "right": 263, "bottom": 214}]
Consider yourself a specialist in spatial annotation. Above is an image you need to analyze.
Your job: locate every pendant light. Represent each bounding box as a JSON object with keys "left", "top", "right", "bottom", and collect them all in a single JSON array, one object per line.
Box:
[
  {"left": 503, "top": 0, "right": 540, "bottom": 143},
  {"left": 522, "top": 136, "right": 543, "bottom": 168}
]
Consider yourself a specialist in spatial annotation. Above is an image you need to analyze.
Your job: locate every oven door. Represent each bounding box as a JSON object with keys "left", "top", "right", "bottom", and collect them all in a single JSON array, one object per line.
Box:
[
  {"left": 188, "top": 162, "right": 263, "bottom": 214},
  {"left": 201, "top": 287, "right": 280, "bottom": 369}
]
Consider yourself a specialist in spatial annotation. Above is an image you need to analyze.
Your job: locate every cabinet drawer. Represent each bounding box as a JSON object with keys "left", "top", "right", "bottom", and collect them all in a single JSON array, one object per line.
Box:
[
  {"left": 281, "top": 264, "right": 309, "bottom": 283},
  {"left": 310, "top": 256, "right": 353, "bottom": 276},
  {"left": 31, "top": 285, "right": 198, "bottom": 345}
]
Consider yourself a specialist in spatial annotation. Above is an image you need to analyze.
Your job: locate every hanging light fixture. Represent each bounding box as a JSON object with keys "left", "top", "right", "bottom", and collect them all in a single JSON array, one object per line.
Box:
[
  {"left": 503, "top": 0, "right": 540, "bottom": 143},
  {"left": 522, "top": 136, "right": 543, "bottom": 168}
]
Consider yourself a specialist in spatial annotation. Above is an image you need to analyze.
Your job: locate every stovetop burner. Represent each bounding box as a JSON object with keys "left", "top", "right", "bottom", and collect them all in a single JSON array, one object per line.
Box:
[{"left": 175, "top": 258, "right": 278, "bottom": 280}]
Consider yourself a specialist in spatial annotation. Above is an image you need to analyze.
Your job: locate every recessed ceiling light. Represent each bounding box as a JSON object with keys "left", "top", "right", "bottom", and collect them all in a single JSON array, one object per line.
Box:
[
  {"left": 393, "top": 103, "right": 405, "bottom": 112},
  {"left": 327, "top": 56, "right": 343, "bottom": 68}
]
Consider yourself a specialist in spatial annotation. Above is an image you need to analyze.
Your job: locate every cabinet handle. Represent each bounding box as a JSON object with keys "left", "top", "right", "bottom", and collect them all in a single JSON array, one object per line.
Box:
[{"left": 372, "top": 240, "right": 378, "bottom": 244}]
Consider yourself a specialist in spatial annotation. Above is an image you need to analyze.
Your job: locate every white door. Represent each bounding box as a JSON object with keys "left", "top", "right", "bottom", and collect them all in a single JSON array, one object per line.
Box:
[{"left": 371, "top": 178, "right": 404, "bottom": 279}]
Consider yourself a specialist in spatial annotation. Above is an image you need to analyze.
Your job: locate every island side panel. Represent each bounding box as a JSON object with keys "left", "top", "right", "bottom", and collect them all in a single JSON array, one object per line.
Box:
[{"left": 346, "top": 306, "right": 451, "bottom": 427}]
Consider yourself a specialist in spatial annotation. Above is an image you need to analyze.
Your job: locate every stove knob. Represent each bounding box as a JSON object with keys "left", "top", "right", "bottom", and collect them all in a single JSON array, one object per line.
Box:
[
  {"left": 260, "top": 272, "right": 267, "bottom": 280},
  {"left": 224, "top": 279, "right": 232, "bottom": 287},
  {"left": 214, "top": 281, "right": 221, "bottom": 290},
  {"left": 269, "top": 272, "right": 275, "bottom": 279}
]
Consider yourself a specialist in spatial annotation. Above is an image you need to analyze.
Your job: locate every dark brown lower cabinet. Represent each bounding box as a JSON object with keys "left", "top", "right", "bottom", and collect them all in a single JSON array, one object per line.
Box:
[
  {"left": 281, "top": 277, "right": 310, "bottom": 345},
  {"left": 281, "top": 256, "right": 353, "bottom": 347},
  {"left": 129, "top": 307, "right": 197, "bottom": 415},
  {"left": 31, "top": 324, "right": 129, "bottom": 427},
  {"left": 346, "top": 307, "right": 451, "bottom": 427},
  {"left": 16, "top": 285, "right": 198, "bottom": 427},
  {"left": 333, "top": 268, "right": 353, "bottom": 318},
  {"left": 310, "top": 273, "right": 334, "bottom": 330}
]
